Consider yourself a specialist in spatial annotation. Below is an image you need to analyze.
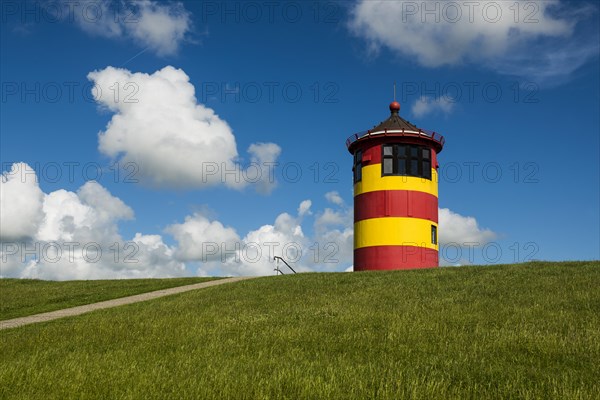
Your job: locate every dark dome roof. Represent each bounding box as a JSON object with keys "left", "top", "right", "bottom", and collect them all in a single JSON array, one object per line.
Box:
[
  {"left": 345, "top": 100, "right": 445, "bottom": 154},
  {"left": 372, "top": 103, "right": 420, "bottom": 132}
]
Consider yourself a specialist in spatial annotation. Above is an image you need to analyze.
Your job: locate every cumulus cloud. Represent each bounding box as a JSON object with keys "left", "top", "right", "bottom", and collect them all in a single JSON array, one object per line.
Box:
[
  {"left": 65, "top": 0, "right": 192, "bottom": 56},
  {"left": 88, "top": 66, "right": 281, "bottom": 193},
  {"left": 325, "top": 191, "right": 345, "bottom": 206},
  {"left": 36, "top": 182, "right": 134, "bottom": 243},
  {"left": 311, "top": 193, "right": 354, "bottom": 271},
  {"left": 349, "top": 0, "right": 598, "bottom": 83},
  {"left": 234, "top": 212, "right": 309, "bottom": 276},
  {"left": 166, "top": 213, "right": 240, "bottom": 262},
  {"left": 0, "top": 163, "right": 44, "bottom": 241},
  {"left": 169, "top": 207, "right": 310, "bottom": 277},
  {"left": 411, "top": 96, "right": 455, "bottom": 118},
  {"left": 247, "top": 143, "right": 282, "bottom": 194},
  {"left": 298, "top": 200, "right": 312, "bottom": 216},
  {"left": 0, "top": 163, "right": 354, "bottom": 279},
  {"left": 0, "top": 163, "right": 185, "bottom": 280},
  {"left": 438, "top": 208, "right": 496, "bottom": 245},
  {"left": 168, "top": 195, "right": 354, "bottom": 276}
]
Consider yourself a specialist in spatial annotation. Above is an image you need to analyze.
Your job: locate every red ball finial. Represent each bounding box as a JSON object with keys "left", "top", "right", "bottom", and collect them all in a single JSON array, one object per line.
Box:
[{"left": 389, "top": 101, "right": 400, "bottom": 113}]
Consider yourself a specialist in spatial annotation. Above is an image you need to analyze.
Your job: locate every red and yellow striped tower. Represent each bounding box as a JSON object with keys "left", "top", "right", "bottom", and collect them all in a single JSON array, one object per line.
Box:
[{"left": 346, "top": 100, "right": 445, "bottom": 270}]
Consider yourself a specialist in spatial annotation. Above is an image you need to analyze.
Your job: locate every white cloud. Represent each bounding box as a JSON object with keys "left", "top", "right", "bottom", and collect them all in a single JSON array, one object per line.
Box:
[
  {"left": 168, "top": 208, "right": 308, "bottom": 277},
  {"left": 247, "top": 143, "right": 282, "bottom": 195},
  {"left": 87, "top": 66, "right": 281, "bottom": 193},
  {"left": 349, "top": 0, "right": 598, "bottom": 83},
  {"left": 128, "top": 233, "right": 184, "bottom": 277},
  {"left": 0, "top": 163, "right": 44, "bottom": 241},
  {"left": 0, "top": 163, "right": 354, "bottom": 279},
  {"left": 36, "top": 182, "right": 134, "bottom": 242},
  {"left": 438, "top": 208, "right": 496, "bottom": 245},
  {"left": 78, "top": 181, "right": 134, "bottom": 223},
  {"left": 439, "top": 258, "right": 473, "bottom": 268},
  {"left": 411, "top": 96, "right": 455, "bottom": 118},
  {"left": 325, "top": 191, "right": 345, "bottom": 206},
  {"left": 0, "top": 163, "right": 185, "bottom": 280},
  {"left": 166, "top": 213, "right": 240, "bottom": 262},
  {"left": 315, "top": 208, "right": 347, "bottom": 228},
  {"left": 66, "top": 0, "right": 192, "bottom": 56},
  {"left": 168, "top": 198, "right": 354, "bottom": 277},
  {"left": 298, "top": 200, "right": 312, "bottom": 216},
  {"left": 312, "top": 203, "right": 354, "bottom": 272},
  {"left": 232, "top": 212, "right": 309, "bottom": 276},
  {"left": 314, "top": 192, "right": 354, "bottom": 270}
]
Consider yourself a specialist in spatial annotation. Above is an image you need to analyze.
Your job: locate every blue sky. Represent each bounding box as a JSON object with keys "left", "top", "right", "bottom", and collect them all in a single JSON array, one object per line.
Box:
[{"left": 1, "top": 0, "right": 599, "bottom": 279}]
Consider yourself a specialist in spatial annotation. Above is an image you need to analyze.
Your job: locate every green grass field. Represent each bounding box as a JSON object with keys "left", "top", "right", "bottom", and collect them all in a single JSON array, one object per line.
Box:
[
  {"left": 1, "top": 261, "right": 599, "bottom": 399},
  {"left": 0, "top": 277, "right": 219, "bottom": 320}
]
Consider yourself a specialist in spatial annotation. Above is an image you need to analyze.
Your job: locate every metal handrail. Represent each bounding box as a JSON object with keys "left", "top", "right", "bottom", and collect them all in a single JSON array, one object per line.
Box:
[
  {"left": 346, "top": 128, "right": 445, "bottom": 149},
  {"left": 273, "top": 256, "right": 297, "bottom": 275}
]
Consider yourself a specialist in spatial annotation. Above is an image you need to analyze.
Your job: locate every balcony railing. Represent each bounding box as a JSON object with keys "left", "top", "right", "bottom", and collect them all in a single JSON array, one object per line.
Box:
[{"left": 346, "top": 128, "right": 445, "bottom": 149}]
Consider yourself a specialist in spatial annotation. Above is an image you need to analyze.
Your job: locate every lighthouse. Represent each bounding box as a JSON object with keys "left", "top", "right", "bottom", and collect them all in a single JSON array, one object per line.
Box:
[{"left": 346, "top": 100, "right": 445, "bottom": 271}]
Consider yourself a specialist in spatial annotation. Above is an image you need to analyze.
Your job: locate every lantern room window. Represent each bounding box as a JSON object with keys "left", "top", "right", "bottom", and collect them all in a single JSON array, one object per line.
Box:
[
  {"left": 353, "top": 150, "right": 362, "bottom": 183},
  {"left": 382, "top": 144, "right": 432, "bottom": 180}
]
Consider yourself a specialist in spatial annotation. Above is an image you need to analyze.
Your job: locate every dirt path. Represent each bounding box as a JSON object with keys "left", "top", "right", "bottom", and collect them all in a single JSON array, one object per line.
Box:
[{"left": 0, "top": 276, "right": 254, "bottom": 331}]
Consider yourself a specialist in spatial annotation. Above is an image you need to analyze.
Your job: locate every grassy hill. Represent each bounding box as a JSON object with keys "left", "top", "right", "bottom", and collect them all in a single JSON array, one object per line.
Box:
[
  {"left": 0, "top": 277, "right": 220, "bottom": 320},
  {"left": 1, "top": 261, "right": 599, "bottom": 399}
]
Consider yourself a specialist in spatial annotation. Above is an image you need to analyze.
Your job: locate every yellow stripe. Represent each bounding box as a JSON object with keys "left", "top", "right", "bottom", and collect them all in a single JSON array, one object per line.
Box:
[
  {"left": 354, "top": 164, "right": 438, "bottom": 196},
  {"left": 354, "top": 217, "right": 438, "bottom": 250}
]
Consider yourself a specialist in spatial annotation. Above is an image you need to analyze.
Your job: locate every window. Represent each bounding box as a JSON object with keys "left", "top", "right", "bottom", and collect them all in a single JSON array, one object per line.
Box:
[
  {"left": 353, "top": 150, "right": 362, "bottom": 183},
  {"left": 383, "top": 158, "right": 393, "bottom": 175},
  {"left": 382, "top": 145, "right": 394, "bottom": 175},
  {"left": 422, "top": 148, "right": 432, "bottom": 180},
  {"left": 431, "top": 225, "right": 437, "bottom": 245},
  {"left": 381, "top": 144, "right": 432, "bottom": 180}
]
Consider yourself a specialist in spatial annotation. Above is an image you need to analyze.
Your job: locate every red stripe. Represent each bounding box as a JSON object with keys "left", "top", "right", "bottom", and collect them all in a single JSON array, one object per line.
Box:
[
  {"left": 363, "top": 144, "right": 381, "bottom": 165},
  {"left": 354, "top": 246, "right": 438, "bottom": 270},
  {"left": 354, "top": 190, "right": 438, "bottom": 222}
]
